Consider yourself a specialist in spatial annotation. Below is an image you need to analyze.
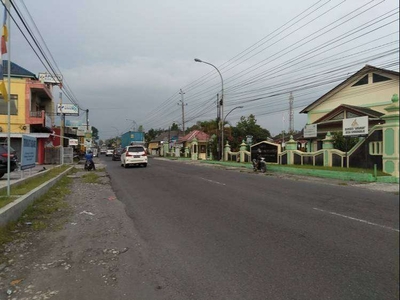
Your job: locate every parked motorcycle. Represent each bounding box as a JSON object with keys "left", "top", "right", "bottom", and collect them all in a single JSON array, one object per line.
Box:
[
  {"left": 84, "top": 160, "right": 93, "bottom": 171},
  {"left": 252, "top": 157, "right": 267, "bottom": 173}
]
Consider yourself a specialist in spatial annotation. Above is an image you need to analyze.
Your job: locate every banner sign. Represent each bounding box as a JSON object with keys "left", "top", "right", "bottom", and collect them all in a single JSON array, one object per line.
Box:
[
  {"left": 38, "top": 72, "right": 63, "bottom": 84},
  {"left": 21, "top": 135, "right": 37, "bottom": 170},
  {"left": 303, "top": 124, "right": 317, "bottom": 138},
  {"left": 69, "top": 139, "right": 79, "bottom": 146},
  {"left": 57, "top": 104, "right": 79, "bottom": 116},
  {"left": 343, "top": 116, "right": 368, "bottom": 136}
]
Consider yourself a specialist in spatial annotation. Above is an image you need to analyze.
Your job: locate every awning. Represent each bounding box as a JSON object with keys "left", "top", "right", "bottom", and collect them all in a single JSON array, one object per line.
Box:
[{"left": 0, "top": 133, "right": 51, "bottom": 138}]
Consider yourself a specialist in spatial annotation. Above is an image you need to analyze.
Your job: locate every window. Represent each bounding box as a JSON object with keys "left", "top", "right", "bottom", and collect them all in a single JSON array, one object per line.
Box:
[
  {"left": 369, "top": 142, "right": 382, "bottom": 155},
  {"left": 0, "top": 94, "right": 18, "bottom": 115},
  {"left": 128, "top": 146, "right": 145, "bottom": 153},
  {"left": 331, "top": 112, "right": 344, "bottom": 120},
  {"left": 352, "top": 75, "right": 368, "bottom": 87},
  {"left": 346, "top": 111, "right": 359, "bottom": 118},
  {"left": 372, "top": 73, "right": 391, "bottom": 83}
]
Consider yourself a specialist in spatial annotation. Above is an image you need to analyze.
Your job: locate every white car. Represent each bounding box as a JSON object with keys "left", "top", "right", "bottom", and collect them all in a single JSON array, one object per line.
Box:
[
  {"left": 120, "top": 145, "right": 147, "bottom": 168},
  {"left": 105, "top": 148, "right": 114, "bottom": 156}
]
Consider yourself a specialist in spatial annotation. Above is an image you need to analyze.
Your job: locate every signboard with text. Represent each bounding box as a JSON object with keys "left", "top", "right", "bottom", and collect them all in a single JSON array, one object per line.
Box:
[
  {"left": 69, "top": 139, "right": 79, "bottom": 146},
  {"left": 38, "top": 72, "right": 63, "bottom": 84},
  {"left": 57, "top": 103, "right": 79, "bottom": 116},
  {"left": 343, "top": 116, "right": 368, "bottom": 136},
  {"left": 21, "top": 135, "right": 37, "bottom": 170},
  {"left": 303, "top": 124, "right": 317, "bottom": 138}
]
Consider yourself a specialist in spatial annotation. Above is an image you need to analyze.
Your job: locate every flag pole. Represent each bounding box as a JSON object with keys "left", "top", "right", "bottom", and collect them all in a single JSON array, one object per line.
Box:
[{"left": 5, "top": 0, "right": 10, "bottom": 196}]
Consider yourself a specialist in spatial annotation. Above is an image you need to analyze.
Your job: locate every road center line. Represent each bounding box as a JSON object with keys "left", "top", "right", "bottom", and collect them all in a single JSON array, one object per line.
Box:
[
  {"left": 199, "top": 177, "right": 226, "bottom": 186},
  {"left": 313, "top": 208, "right": 399, "bottom": 233}
]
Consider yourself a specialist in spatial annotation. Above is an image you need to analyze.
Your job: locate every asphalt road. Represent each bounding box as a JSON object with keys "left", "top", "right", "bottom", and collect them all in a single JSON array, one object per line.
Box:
[{"left": 102, "top": 156, "right": 399, "bottom": 300}]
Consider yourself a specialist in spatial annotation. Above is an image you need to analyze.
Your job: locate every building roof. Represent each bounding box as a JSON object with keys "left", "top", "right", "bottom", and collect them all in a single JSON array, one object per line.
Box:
[
  {"left": 313, "top": 104, "right": 384, "bottom": 124},
  {"left": 178, "top": 130, "right": 210, "bottom": 143},
  {"left": 151, "top": 130, "right": 182, "bottom": 142},
  {"left": 2, "top": 60, "right": 37, "bottom": 79},
  {"left": 300, "top": 65, "right": 399, "bottom": 114}
]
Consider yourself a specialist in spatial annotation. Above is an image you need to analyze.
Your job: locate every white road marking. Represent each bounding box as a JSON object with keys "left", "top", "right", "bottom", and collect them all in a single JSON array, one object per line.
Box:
[
  {"left": 313, "top": 208, "right": 399, "bottom": 233},
  {"left": 199, "top": 177, "right": 226, "bottom": 186}
]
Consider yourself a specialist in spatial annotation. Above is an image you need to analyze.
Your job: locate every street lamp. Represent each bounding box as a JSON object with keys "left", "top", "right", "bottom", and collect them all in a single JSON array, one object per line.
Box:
[
  {"left": 126, "top": 119, "right": 137, "bottom": 131},
  {"left": 223, "top": 106, "right": 244, "bottom": 124},
  {"left": 111, "top": 126, "right": 121, "bottom": 147},
  {"left": 194, "top": 58, "right": 224, "bottom": 160}
]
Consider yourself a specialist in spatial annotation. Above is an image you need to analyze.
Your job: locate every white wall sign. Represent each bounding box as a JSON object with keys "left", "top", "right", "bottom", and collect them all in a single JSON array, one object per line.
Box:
[
  {"left": 343, "top": 116, "right": 368, "bottom": 136},
  {"left": 38, "top": 72, "right": 63, "bottom": 84},
  {"left": 57, "top": 103, "right": 79, "bottom": 115},
  {"left": 303, "top": 124, "right": 317, "bottom": 138},
  {"left": 69, "top": 139, "right": 78, "bottom": 146},
  {"left": 21, "top": 135, "right": 37, "bottom": 170}
]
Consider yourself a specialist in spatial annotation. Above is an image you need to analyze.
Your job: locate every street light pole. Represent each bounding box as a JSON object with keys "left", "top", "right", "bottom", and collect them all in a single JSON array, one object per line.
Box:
[
  {"left": 126, "top": 119, "right": 137, "bottom": 131},
  {"left": 194, "top": 58, "right": 224, "bottom": 160},
  {"left": 111, "top": 126, "right": 120, "bottom": 146},
  {"left": 223, "top": 106, "right": 244, "bottom": 124}
]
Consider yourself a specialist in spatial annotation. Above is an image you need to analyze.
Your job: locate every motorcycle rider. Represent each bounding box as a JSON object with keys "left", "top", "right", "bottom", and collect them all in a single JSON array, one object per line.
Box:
[
  {"left": 85, "top": 149, "right": 96, "bottom": 170},
  {"left": 255, "top": 148, "right": 262, "bottom": 169}
]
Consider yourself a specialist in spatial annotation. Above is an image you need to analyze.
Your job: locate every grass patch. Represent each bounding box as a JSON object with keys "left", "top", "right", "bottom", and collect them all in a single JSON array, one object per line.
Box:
[
  {"left": 0, "top": 165, "right": 70, "bottom": 209},
  {"left": 82, "top": 172, "right": 100, "bottom": 183},
  {"left": 266, "top": 164, "right": 389, "bottom": 176},
  {"left": 338, "top": 182, "right": 348, "bottom": 186},
  {"left": 95, "top": 167, "right": 106, "bottom": 172},
  {"left": 0, "top": 174, "right": 72, "bottom": 259}
]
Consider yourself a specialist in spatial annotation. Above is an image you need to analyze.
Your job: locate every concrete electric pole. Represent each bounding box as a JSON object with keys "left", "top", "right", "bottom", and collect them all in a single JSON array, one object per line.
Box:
[{"left": 178, "top": 89, "right": 187, "bottom": 132}]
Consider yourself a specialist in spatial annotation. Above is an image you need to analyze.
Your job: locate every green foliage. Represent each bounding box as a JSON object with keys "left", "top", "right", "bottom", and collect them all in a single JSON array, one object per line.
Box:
[
  {"left": 145, "top": 128, "right": 163, "bottom": 143},
  {"left": 332, "top": 131, "right": 358, "bottom": 152},
  {"left": 82, "top": 172, "right": 100, "bottom": 183},
  {"left": 170, "top": 122, "right": 180, "bottom": 131},
  {"left": 92, "top": 126, "right": 99, "bottom": 140},
  {"left": 230, "top": 114, "right": 271, "bottom": 150}
]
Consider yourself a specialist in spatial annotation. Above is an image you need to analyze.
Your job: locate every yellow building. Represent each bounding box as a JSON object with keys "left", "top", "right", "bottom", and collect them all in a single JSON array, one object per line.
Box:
[
  {"left": 300, "top": 65, "right": 399, "bottom": 151},
  {"left": 0, "top": 61, "right": 54, "bottom": 164}
]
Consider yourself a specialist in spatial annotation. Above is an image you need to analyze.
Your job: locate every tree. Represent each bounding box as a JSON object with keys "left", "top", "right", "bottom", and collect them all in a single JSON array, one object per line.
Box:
[
  {"left": 145, "top": 128, "right": 163, "bottom": 143},
  {"left": 92, "top": 126, "right": 99, "bottom": 140},
  {"left": 230, "top": 114, "right": 270, "bottom": 150},
  {"left": 138, "top": 125, "right": 144, "bottom": 132},
  {"left": 170, "top": 122, "right": 179, "bottom": 131},
  {"left": 332, "top": 131, "right": 358, "bottom": 152}
]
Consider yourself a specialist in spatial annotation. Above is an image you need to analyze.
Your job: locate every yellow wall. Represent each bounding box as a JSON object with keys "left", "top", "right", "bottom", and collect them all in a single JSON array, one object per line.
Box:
[
  {"left": 148, "top": 142, "right": 159, "bottom": 150},
  {"left": 308, "top": 73, "right": 399, "bottom": 123},
  {"left": 0, "top": 78, "right": 28, "bottom": 133}
]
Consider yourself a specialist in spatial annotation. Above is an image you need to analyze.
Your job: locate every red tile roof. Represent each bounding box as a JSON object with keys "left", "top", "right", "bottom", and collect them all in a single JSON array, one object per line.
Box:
[{"left": 178, "top": 130, "right": 210, "bottom": 143}]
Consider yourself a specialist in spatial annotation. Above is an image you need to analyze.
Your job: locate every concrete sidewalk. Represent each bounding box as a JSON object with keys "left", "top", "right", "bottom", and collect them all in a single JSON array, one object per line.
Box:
[{"left": 0, "top": 164, "right": 58, "bottom": 190}]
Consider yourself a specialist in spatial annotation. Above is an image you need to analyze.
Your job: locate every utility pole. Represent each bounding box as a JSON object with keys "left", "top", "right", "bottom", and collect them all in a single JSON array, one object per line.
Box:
[
  {"left": 59, "top": 92, "right": 64, "bottom": 147},
  {"left": 216, "top": 93, "right": 221, "bottom": 160},
  {"left": 289, "top": 92, "right": 294, "bottom": 134},
  {"left": 59, "top": 92, "right": 65, "bottom": 165},
  {"left": 86, "top": 109, "right": 89, "bottom": 131},
  {"left": 178, "top": 89, "right": 187, "bottom": 132}
]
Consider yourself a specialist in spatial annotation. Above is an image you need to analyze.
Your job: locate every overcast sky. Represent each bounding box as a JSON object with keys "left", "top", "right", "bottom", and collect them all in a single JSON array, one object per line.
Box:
[{"left": 7, "top": 0, "right": 399, "bottom": 139}]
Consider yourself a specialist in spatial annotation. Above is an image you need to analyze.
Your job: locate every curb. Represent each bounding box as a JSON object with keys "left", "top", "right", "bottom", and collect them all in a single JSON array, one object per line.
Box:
[
  {"left": 0, "top": 166, "right": 58, "bottom": 193},
  {"left": 0, "top": 166, "right": 73, "bottom": 227}
]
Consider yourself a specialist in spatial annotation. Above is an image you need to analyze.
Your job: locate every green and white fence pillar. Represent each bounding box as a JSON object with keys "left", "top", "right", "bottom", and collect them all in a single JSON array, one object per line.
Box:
[
  {"left": 184, "top": 146, "right": 189, "bottom": 158},
  {"left": 381, "top": 94, "right": 399, "bottom": 179},
  {"left": 163, "top": 142, "right": 169, "bottom": 157},
  {"left": 322, "top": 132, "right": 334, "bottom": 167},
  {"left": 285, "top": 136, "right": 297, "bottom": 165},
  {"left": 191, "top": 138, "right": 198, "bottom": 160},
  {"left": 224, "top": 141, "right": 231, "bottom": 161},
  {"left": 239, "top": 141, "right": 247, "bottom": 162}
]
